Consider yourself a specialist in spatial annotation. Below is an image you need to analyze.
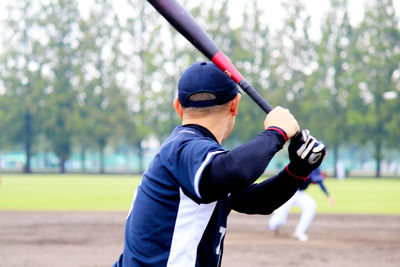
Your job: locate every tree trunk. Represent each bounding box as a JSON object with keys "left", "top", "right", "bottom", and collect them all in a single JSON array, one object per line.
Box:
[
  {"left": 80, "top": 145, "right": 87, "bottom": 173},
  {"left": 24, "top": 144, "right": 32, "bottom": 173},
  {"left": 125, "top": 145, "right": 131, "bottom": 175},
  {"left": 58, "top": 142, "right": 70, "bottom": 174},
  {"left": 100, "top": 144, "right": 105, "bottom": 174},
  {"left": 137, "top": 140, "right": 144, "bottom": 174},
  {"left": 23, "top": 112, "right": 32, "bottom": 173},
  {"left": 332, "top": 144, "right": 339, "bottom": 178},
  {"left": 375, "top": 142, "right": 382, "bottom": 178},
  {"left": 60, "top": 157, "right": 66, "bottom": 174}
]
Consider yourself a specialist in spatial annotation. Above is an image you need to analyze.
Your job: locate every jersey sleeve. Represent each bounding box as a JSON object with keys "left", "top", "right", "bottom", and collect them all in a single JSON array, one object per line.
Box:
[
  {"left": 229, "top": 167, "right": 305, "bottom": 214},
  {"left": 167, "top": 137, "right": 223, "bottom": 202},
  {"left": 199, "top": 129, "right": 287, "bottom": 202}
]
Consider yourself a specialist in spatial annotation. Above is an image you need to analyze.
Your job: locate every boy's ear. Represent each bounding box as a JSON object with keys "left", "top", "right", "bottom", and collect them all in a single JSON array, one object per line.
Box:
[
  {"left": 173, "top": 98, "right": 183, "bottom": 118},
  {"left": 230, "top": 93, "right": 241, "bottom": 116}
]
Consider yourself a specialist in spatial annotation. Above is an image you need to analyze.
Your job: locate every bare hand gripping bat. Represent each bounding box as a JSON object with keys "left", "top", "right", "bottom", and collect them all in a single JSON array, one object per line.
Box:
[{"left": 147, "top": 0, "right": 273, "bottom": 113}]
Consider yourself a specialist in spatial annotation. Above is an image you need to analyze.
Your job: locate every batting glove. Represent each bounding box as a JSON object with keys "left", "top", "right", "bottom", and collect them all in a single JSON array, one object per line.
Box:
[{"left": 287, "top": 129, "right": 326, "bottom": 179}]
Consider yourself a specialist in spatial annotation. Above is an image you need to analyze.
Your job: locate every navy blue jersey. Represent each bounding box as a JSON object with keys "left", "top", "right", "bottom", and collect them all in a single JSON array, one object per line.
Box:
[{"left": 115, "top": 125, "right": 230, "bottom": 266}]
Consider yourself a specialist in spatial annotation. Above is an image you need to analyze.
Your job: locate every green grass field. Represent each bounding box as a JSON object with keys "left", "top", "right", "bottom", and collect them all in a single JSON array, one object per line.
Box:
[
  {"left": 0, "top": 174, "right": 141, "bottom": 211},
  {"left": 0, "top": 174, "right": 399, "bottom": 214},
  {"left": 299, "top": 177, "right": 400, "bottom": 214}
]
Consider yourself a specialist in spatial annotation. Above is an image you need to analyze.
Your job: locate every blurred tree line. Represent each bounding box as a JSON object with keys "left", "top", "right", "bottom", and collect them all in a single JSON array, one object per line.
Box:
[{"left": 0, "top": 0, "right": 399, "bottom": 177}]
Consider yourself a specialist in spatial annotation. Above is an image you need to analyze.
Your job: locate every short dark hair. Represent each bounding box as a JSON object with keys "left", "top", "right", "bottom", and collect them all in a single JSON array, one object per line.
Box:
[{"left": 183, "top": 92, "right": 231, "bottom": 114}]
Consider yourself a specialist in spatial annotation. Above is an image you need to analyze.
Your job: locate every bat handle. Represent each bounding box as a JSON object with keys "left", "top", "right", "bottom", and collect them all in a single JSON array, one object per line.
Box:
[{"left": 238, "top": 79, "right": 273, "bottom": 114}]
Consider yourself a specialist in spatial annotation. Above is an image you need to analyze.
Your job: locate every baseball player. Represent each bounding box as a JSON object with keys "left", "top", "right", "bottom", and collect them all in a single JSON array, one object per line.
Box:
[
  {"left": 268, "top": 164, "right": 334, "bottom": 242},
  {"left": 113, "top": 62, "right": 326, "bottom": 266}
]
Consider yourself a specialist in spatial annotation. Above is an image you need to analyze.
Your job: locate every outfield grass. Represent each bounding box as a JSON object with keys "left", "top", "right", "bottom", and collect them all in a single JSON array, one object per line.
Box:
[
  {"left": 0, "top": 174, "right": 399, "bottom": 214},
  {"left": 0, "top": 174, "right": 141, "bottom": 211},
  {"left": 302, "top": 178, "right": 400, "bottom": 214}
]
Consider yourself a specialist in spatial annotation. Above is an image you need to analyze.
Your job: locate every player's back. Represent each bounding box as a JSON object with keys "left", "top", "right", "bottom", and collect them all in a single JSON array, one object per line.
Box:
[{"left": 117, "top": 125, "right": 226, "bottom": 266}]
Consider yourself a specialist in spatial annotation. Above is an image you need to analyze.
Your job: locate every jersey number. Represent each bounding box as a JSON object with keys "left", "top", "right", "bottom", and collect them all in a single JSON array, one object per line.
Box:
[{"left": 216, "top": 226, "right": 226, "bottom": 255}]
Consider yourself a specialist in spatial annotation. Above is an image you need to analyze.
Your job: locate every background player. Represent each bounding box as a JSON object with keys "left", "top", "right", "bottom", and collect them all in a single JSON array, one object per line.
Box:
[
  {"left": 113, "top": 62, "right": 326, "bottom": 266},
  {"left": 268, "top": 163, "right": 334, "bottom": 242}
]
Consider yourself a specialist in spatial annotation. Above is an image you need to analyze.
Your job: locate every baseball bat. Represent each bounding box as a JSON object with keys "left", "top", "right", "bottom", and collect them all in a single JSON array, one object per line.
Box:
[{"left": 147, "top": 0, "right": 273, "bottom": 114}]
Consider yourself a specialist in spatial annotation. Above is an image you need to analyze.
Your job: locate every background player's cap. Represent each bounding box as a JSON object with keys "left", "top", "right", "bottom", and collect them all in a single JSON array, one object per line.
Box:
[{"left": 178, "top": 61, "right": 239, "bottom": 107}]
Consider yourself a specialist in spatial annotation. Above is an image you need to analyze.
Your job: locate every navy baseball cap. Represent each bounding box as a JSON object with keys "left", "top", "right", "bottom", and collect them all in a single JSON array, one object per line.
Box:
[{"left": 178, "top": 62, "right": 239, "bottom": 107}]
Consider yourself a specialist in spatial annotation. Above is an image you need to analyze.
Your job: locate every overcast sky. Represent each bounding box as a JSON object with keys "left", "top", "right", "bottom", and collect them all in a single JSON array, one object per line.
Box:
[
  {"left": 0, "top": 0, "right": 399, "bottom": 47},
  {"left": 101, "top": 0, "right": 400, "bottom": 40}
]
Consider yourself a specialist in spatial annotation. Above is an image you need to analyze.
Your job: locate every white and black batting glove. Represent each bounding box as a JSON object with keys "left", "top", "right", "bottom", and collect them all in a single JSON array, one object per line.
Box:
[{"left": 288, "top": 129, "right": 326, "bottom": 178}]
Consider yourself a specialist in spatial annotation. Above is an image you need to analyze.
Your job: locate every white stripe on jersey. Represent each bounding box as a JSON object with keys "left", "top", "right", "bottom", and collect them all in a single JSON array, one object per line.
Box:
[
  {"left": 178, "top": 130, "right": 197, "bottom": 135},
  {"left": 167, "top": 188, "right": 217, "bottom": 267},
  {"left": 194, "top": 150, "right": 224, "bottom": 199}
]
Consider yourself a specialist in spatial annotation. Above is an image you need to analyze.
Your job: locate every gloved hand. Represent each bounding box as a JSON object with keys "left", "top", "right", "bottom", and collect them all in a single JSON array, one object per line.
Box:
[{"left": 287, "top": 129, "right": 326, "bottom": 178}]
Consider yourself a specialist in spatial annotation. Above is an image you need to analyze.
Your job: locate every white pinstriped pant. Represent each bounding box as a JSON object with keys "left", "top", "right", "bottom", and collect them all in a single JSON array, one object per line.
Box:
[{"left": 268, "top": 190, "right": 317, "bottom": 234}]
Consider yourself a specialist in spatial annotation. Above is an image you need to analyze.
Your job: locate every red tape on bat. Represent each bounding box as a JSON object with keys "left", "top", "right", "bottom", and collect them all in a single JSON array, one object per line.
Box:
[{"left": 212, "top": 51, "right": 243, "bottom": 83}]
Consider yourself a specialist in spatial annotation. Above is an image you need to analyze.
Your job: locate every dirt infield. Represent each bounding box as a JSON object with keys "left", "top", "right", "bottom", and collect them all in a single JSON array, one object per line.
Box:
[{"left": 0, "top": 211, "right": 399, "bottom": 267}]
